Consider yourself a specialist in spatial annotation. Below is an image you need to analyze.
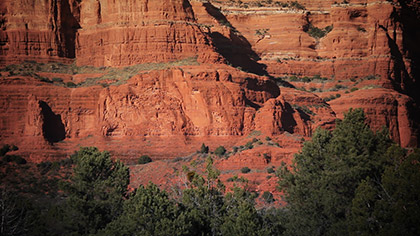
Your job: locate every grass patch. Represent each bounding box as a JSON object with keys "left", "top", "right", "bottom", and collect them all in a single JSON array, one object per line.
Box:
[{"left": 1, "top": 57, "right": 199, "bottom": 88}]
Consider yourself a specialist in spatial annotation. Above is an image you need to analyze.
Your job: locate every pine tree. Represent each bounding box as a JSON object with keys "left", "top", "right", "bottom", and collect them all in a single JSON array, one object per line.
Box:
[
  {"left": 99, "top": 184, "right": 192, "bottom": 236},
  {"left": 277, "top": 108, "right": 392, "bottom": 236},
  {"left": 60, "top": 147, "right": 129, "bottom": 235}
]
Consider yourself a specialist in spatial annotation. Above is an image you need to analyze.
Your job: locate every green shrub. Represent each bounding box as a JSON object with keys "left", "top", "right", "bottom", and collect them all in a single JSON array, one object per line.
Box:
[
  {"left": 137, "top": 155, "right": 152, "bottom": 164},
  {"left": 200, "top": 143, "right": 209, "bottom": 154},
  {"left": 262, "top": 191, "right": 274, "bottom": 203},
  {"left": 52, "top": 77, "right": 63, "bottom": 83},
  {"left": 66, "top": 82, "right": 77, "bottom": 88},
  {"left": 245, "top": 142, "right": 254, "bottom": 150},
  {"left": 265, "top": 136, "right": 272, "bottom": 141},
  {"left": 267, "top": 167, "right": 275, "bottom": 174},
  {"left": 263, "top": 153, "right": 272, "bottom": 163},
  {"left": 306, "top": 24, "right": 333, "bottom": 39},
  {"left": 356, "top": 26, "right": 366, "bottom": 32},
  {"left": 4, "top": 155, "right": 27, "bottom": 165},
  {"left": 0, "top": 144, "right": 10, "bottom": 156},
  {"left": 214, "top": 146, "right": 226, "bottom": 156},
  {"left": 10, "top": 145, "right": 18, "bottom": 151},
  {"left": 241, "top": 167, "right": 251, "bottom": 174},
  {"left": 350, "top": 87, "right": 359, "bottom": 92}
]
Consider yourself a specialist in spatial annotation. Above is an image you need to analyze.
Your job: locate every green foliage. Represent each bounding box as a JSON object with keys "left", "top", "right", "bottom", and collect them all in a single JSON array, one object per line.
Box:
[
  {"left": 0, "top": 144, "right": 11, "bottom": 156},
  {"left": 261, "top": 191, "right": 275, "bottom": 203},
  {"left": 4, "top": 155, "right": 27, "bottom": 164},
  {"left": 0, "top": 189, "right": 44, "bottom": 236},
  {"left": 277, "top": 108, "right": 392, "bottom": 236},
  {"left": 181, "top": 156, "right": 226, "bottom": 235},
  {"left": 3, "top": 58, "right": 199, "bottom": 88},
  {"left": 137, "top": 155, "right": 152, "bottom": 164},
  {"left": 350, "top": 87, "right": 359, "bottom": 92},
  {"left": 348, "top": 146, "right": 420, "bottom": 236},
  {"left": 255, "top": 28, "right": 270, "bottom": 36},
  {"left": 60, "top": 147, "right": 130, "bottom": 235},
  {"left": 66, "top": 81, "right": 77, "bottom": 88},
  {"left": 263, "top": 153, "right": 271, "bottom": 163},
  {"left": 305, "top": 23, "right": 333, "bottom": 39},
  {"left": 52, "top": 77, "right": 63, "bottom": 83},
  {"left": 100, "top": 184, "right": 192, "bottom": 236},
  {"left": 267, "top": 167, "right": 275, "bottom": 174},
  {"left": 214, "top": 146, "right": 227, "bottom": 156},
  {"left": 220, "top": 187, "right": 263, "bottom": 236},
  {"left": 200, "top": 143, "right": 209, "bottom": 154},
  {"left": 357, "top": 26, "right": 366, "bottom": 32},
  {"left": 241, "top": 167, "right": 251, "bottom": 174}
]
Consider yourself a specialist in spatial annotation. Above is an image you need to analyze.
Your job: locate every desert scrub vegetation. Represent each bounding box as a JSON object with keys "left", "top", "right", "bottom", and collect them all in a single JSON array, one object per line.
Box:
[
  {"left": 137, "top": 155, "right": 152, "bottom": 165},
  {"left": 214, "top": 0, "right": 305, "bottom": 10},
  {"left": 304, "top": 23, "right": 333, "bottom": 39},
  {"left": 0, "top": 57, "right": 199, "bottom": 88},
  {"left": 278, "top": 74, "right": 329, "bottom": 83},
  {"left": 291, "top": 104, "right": 315, "bottom": 116},
  {"left": 323, "top": 93, "right": 341, "bottom": 102}
]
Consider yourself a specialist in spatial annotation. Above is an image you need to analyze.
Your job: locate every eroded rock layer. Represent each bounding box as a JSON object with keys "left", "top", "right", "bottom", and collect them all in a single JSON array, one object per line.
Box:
[{"left": 0, "top": 0, "right": 419, "bottom": 164}]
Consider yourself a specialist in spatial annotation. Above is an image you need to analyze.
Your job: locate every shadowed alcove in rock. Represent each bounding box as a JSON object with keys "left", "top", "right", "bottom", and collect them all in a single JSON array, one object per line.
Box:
[{"left": 39, "top": 101, "right": 66, "bottom": 143}]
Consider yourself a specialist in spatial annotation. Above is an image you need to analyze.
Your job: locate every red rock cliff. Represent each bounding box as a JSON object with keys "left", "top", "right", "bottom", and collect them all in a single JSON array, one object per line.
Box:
[{"left": 0, "top": 0, "right": 418, "bottom": 163}]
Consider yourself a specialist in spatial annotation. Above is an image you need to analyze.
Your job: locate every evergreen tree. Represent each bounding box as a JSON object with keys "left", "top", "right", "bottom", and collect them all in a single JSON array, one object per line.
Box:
[
  {"left": 348, "top": 146, "right": 420, "bottom": 236},
  {"left": 277, "top": 109, "right": 392, "bottom": 236},
  {"left": 60, "top": 147, "right": 129, "bottom": 235},
  {"left": 221, "top": 187, "right": 262, "bottom": 236},
  {"left": 99, "top": 184, "right": 192, "bottom": 236},
  {"left": 181, "top": 156, "right": 226, "bottom": 235}
]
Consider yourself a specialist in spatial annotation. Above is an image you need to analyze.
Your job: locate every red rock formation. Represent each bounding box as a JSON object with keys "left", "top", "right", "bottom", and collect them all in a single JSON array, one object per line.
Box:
[
  {"left": 329, "top": 88, "right": 419, "bottom": 147},
  {"left": 0, "top": 0, "right": 418, "bottom": 165}
]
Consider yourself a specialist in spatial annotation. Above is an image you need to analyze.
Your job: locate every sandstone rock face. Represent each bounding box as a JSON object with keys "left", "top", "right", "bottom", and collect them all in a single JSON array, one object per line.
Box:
[
  {"left": 212, "top": 0, "right": 419, "bottom": 102},
  {"left": 0, "top": 0, "right": 79, "bottom": 65},
  {"left": 0, "top": 0, "right": 222, "bottom": 67},
  {"left": 329, "top": 88, "right": 419, "bottom": 147}
]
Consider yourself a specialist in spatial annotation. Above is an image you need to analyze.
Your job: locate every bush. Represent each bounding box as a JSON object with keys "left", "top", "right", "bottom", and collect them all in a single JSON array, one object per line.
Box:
[
  {"left": 306, "top": 24, "right": 333, "bottom": 39},
  {"left": 200, "top": 143, "right": 209, "bottom": 154},
  {"left": 10, "top": 145, "right": 18, "bottom": 151},
  {"left": 241, "top": 167, "right": 251, "bottom": 174},
  {"left": 214, "top": 146, "right": 226, "bottom": 156},
  {"left": 137, "top": 155, "right": 152, "bottom": 164},
  {"left": 52, "top": 77, "right": 63, "bottom": 83},
  {"left": 350, "top": 87, "right": 359, "bottom": 92},
  {"left": 0, "top": 144, "right": 10, "bottom": 156},
  {"left": 267, "top": 167, "right": 275, "bottom": 174},
  {"left": 4, "top": 155, "right": 27, "bottom": 165},
  {"left": 357, "top": 26, "right": 366, "bottom": 32},
  {"left": 245, "top": 142, "right": 254, "bottom": 150},
  {"left": 66, "top": 82, "right": 77, "bottom": 88},
  {"left": 263, "top": 153, "right": 271, "bottom": 163},
  {"left": 262, "top": 191, "right": 274, "bottom": 203}
]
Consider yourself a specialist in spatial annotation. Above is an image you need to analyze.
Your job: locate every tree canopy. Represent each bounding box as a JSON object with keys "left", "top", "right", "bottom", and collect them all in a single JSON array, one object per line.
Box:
[{"left": 277, "top": 108, "right": 393, "bottom": 236}]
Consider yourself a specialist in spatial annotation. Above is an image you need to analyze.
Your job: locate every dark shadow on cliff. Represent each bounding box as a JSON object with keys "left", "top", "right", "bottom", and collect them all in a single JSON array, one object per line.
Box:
[
  {"left": 52, "top": 0, "right": 81, "bottom": 58},
  {"left": 385, "top": 1, "right": 420, "bottom": 147},
  {"left": 280, "top": 102, "right": 298, "bottom": 134},
  {"left": 39, "top": 101, "right": 66, "bottom": 144},
  {"left": 387, "top": 2, "right": 420, "bottom": 105},
  {"left": 245, "top": 77, "right": 280, "bottom": 98},
  {"left": 203, "top": 3, "right": 267, "bottom": 75}
]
